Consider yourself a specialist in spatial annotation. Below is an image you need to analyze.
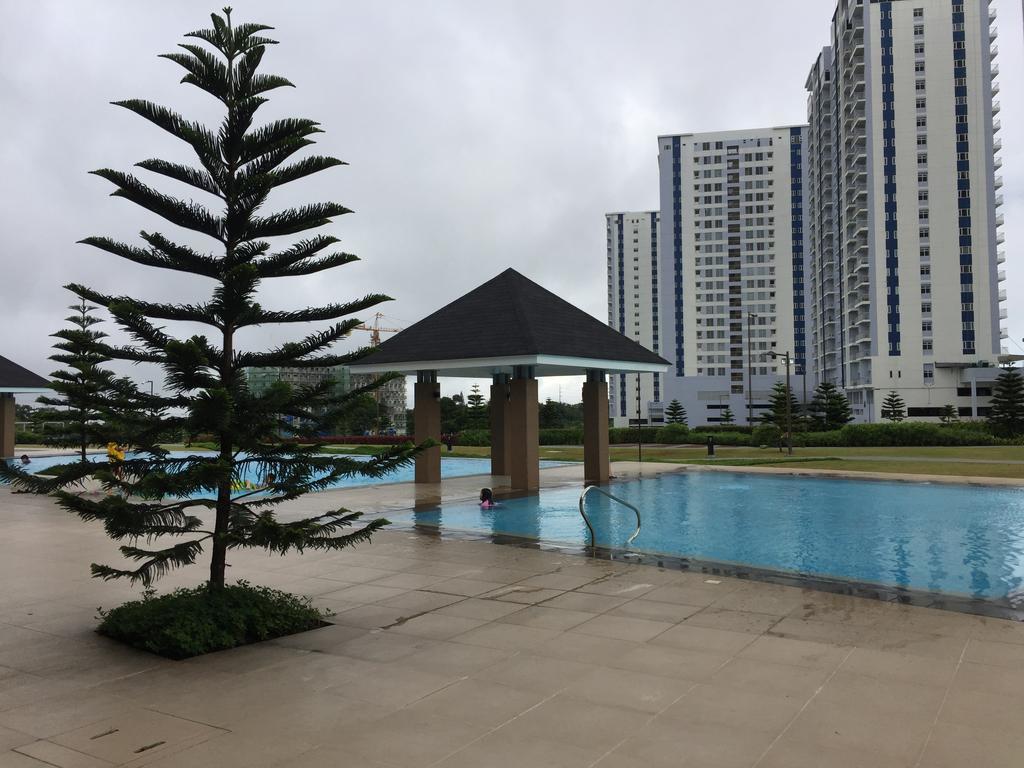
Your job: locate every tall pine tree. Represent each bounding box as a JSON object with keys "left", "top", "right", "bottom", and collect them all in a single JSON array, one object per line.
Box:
[
  {"left": 881, "top": 391, "right": 906, "bottom": 422},
  {"left": 1, "top": 9, "right": 417, "bottom": 590},
  {"left": 35, "top": 300, "right": 118, "bottom": 462},
  {"left": 665, "top": 399, "right": 687, "bottom": 425},
  {"left": 988, "top": 368, "right": 1024, "bottom": 437},
  {"left": 807, "top": 382, "right": 853, "bottom": 431},
  {"left": 466, "top": 384, "right": 488, "bottom": 429},
  {"left": 763, "top": 382, "right": 799, "bottom": 430}
]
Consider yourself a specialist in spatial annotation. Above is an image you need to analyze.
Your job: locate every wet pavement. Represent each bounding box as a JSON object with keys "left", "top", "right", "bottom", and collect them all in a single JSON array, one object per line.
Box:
[{"left": 0, "top": 463, "right": 1022, "bottom": 767}]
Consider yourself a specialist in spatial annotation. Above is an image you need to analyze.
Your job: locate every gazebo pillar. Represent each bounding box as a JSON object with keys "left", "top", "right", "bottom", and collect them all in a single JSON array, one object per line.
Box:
[
  {"left": 582, "top": 370, "right": 610, "bottom": 486},
  {"left": 508, "top": 366, "right": 539, "bottom": 492},
  {"left": 489, "top": 374, "right": 511, "bottom": 477},
  {"left": 414, "top": 371, "right": 441, "bottom": 484},
  {"left": 0, "top": 394, "right": 15, "bottom": 459}
]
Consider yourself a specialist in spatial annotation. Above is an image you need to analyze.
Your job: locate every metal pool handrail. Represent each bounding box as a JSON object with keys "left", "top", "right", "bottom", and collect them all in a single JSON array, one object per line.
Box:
[{"left": 578, "top": 485, "right": 642, "bottom": 548}]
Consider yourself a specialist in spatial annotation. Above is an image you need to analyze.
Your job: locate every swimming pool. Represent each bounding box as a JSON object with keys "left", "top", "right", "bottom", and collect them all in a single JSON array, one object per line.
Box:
[
  {"left": 11, "top": 452, "right": 569, "bottom": 494},
  {"left": 399, "top": 470, "right": 1024, "bottom": 605}
]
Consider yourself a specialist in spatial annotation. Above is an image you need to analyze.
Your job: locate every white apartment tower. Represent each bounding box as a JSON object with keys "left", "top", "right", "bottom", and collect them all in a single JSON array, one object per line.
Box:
[
  {"left": 655, "top": 127, "right": 809, "bottom": 425},
  {"left": 805, "top": 0, "right": 1006, "bottom": 420},
  {"left": 606, "top": 211, "right": 663, "bottom": 427}
]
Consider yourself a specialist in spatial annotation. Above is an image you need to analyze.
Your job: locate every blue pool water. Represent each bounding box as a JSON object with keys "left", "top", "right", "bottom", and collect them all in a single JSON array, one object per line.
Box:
[
  {"left": 13, "top": 452, "right": 568, "bottom": 494},
  {"left": 400, "top": 471, "right": 1024, "bottom": 603}
]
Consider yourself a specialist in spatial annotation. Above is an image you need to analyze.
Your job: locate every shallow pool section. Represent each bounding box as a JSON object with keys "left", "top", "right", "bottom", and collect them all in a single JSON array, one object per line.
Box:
[
  {"left": 399, "top": 471, "right": 1024, "bottom": 603},
  {"left": 14, "top": 452, "right": 568, "bottom": 494}
]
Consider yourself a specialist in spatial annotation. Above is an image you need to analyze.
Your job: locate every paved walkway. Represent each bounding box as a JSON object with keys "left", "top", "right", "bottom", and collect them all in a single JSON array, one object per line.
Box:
[{"left": 1, "top": 466, "right": 1023, "bottom": 767}]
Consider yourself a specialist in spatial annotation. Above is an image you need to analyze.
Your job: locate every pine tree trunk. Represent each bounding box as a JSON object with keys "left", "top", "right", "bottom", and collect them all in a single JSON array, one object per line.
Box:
[{"left": 210, "top": 325, "right": 235, "bottom": 591}]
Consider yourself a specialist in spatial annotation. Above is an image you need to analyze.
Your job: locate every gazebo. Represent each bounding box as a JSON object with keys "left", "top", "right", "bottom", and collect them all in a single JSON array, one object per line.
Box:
[
  {"left": 0, "top": 355, "right": 50, "bottom": 459},
  {"left": 349, "top": 269, "right": 669, "bottom": 491}
]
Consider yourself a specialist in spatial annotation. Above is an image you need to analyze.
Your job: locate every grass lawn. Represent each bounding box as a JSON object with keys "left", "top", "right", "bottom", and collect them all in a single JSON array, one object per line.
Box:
[{"left": 315, "top": 443, "right": 1024, "bottom": 480}]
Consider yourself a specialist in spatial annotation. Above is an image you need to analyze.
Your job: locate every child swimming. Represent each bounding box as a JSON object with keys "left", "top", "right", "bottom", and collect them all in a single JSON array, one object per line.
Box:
[{"left": 479, "top": 487, "right": 498, "bottom": 508}]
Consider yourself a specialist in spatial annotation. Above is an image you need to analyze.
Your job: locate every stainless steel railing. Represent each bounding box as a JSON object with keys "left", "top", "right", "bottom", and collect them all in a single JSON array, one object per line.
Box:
[{"left": 578, "top": 485, "right": 641, "bottom": 548}]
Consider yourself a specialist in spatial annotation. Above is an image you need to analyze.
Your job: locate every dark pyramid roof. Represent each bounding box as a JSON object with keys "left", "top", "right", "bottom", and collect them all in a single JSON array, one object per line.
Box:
[
  {"left": 0, "top": 355, "right": 49, "bottom": 390},
  {"left": 354, "top": 269, "right": 668, "bottom": 372}
]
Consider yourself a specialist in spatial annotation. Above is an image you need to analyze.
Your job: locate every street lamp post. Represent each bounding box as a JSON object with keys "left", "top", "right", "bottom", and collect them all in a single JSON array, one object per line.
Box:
[{"left": 768, "top": 351, "right": 794, "bottom": 456}]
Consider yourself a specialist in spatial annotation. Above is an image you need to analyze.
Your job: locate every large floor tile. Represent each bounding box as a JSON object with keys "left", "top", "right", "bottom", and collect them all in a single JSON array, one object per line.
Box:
[
  {"left": 332, "top": 710, "right": 488, "bottom": 768},
  {"left": 472, "top": 653, "right": 592, "bottom": 694},
  {"left": 659, "top": 682, "right": 807, "bottom": 733},
  {"left": 562, "top": 666, "right": 694, "bottom": 713},
  {"left": 568, "top": 614, "right": 673, "bottom": 643},
  {"left": 493, "top": 694, "right": 650, "bottom": 752},
  {"left": 402, "top": 678, "right": 546, "bottom": 727},
  {"left": 612, "top": 718, "right": 777, "bottom": 768},
  {"left": 737, "top": 634, "right": 850, "bottom": 671},
  {"left": 497, "top": 605, "right": 595, "bottom": 631},
  {"left": 649, "top": 624, "right": 758, "bottom": 655},
  {"left": 607, "top": 644, "right": 732, "bottom": 681},
  {"left": 432, "top": 730, "right": 600, "bottom": 768}
]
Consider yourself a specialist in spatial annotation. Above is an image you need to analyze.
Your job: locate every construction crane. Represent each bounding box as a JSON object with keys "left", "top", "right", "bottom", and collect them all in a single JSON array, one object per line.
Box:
[{"left": 353, "top": 312, "right": 402, "bottom": 347}]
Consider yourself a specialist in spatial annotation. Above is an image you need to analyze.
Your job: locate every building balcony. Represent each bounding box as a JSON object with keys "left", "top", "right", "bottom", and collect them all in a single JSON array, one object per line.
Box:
[
  {"left": 995, "top": 174, "right": 1003, "bottom": 188},
  {"left": 994, "top": 155, "right": 1003, "bottom": 171},
  {"left": 999, "top": 269, "right": 1007, "bottom": 283},
  {"left": 991, "top": 45, "right": 998, "bottom": 60},
  {"left": 998, "top": 249, "right": 1006, "bottom": 264},
  {"left": 994, "top": 138, "right": 1002, "bottom": 153},
  {"left": 997, "top": 213, "right": 1005, "bottom": 228},
  {"left": 990, "top": 25, "right": 998, "bottom": 42},
  {"left": 992, "top": 80, "right": 1000, "bottom": 96},
  {"left": 998, "top": 232, "right": 1006, "bottom": 245},
  {"left": 993, "top": 100, "right": 1001, "bottom": 114},
  {"left": 992, "top": 63, "right": 999, "bottom": 78},
  {"left": 990, "top": 6, "right": 997, "bottom": 21},
  {"left": 994, "top": 119, "right": 1002, "bottom": 133},
  {"left": 1001, "top": 307, "right": 1009, "bottom": 320},
  {"left": 999, "top": 288, "right": 1007, "bottom": 302}
]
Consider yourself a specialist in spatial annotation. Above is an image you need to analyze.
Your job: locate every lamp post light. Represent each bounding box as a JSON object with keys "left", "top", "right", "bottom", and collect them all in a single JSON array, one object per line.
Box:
[
  {"left": 143, "top": 380, "right": 154, "bottom": 396},
  {"left": 746, "top": 312, "right": 759, "bottom": 426},
  {"left": 768, "top": 351, "right": 794, "bottom": 456}
]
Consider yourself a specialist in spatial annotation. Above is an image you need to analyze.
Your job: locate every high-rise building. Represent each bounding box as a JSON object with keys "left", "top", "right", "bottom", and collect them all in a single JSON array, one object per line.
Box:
[
  {"left": 805, "top": 0, "right": 1006, "bottom": 421},
  {"left": 606, "top": 211, "right": 663, "bottom": 427},
  {"left": 654, "top": 126, "right": 809, "bottom": 425}
]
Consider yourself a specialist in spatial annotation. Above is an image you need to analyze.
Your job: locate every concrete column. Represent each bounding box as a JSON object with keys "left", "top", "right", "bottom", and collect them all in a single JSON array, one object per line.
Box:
[
  {"left": 582, "top": 371, "right": 610, "bottom": 486},
  {"left": 508, "top": 370, "right": 539, "bottom": 492},
  {"left": 489, "top": 375, "right": 511, "bottom": 477},
  {"left": 0, "top": 394, "right": 14, "bottom": 459},
  {"left": 414, "top": 372, "right": 441, "bottom": 484}
]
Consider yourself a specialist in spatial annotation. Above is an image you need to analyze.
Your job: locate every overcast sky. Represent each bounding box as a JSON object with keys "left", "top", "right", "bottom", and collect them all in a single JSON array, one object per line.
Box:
[{"left": 1, "top": 0, "right": 1021, "bottom": 406}]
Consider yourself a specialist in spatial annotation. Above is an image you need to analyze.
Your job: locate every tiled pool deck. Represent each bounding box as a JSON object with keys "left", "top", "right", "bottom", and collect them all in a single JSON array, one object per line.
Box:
[{"left": 1, "top": 463, "right": 1023, "bottom": 767}]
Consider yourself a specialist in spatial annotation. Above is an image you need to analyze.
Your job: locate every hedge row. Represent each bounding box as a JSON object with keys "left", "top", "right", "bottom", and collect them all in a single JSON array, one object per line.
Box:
[{"left": 447, "top": 422, "right": 1007, "bottom": 449}]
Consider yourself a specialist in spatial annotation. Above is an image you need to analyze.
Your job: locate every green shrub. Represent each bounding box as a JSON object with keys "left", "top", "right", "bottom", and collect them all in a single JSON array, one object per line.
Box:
[
  {"left": 798, "top": 430, "right": 845, "bottom": 447},
  {"left": 609, "top": 427, "right": 660, "bottom": 444},
  {"left": 455, "top": 429, "right": 490, "bottom": 446},
  {"left": 690, "top": 430, "right": 751, "bottom": 446},
  {"left": 97, "top": 581, "right": 328, "bottom": 659},
  {"left": 654, "top": 423, "right": 690, "bottom": 444},
  {"left": 539, "top": 428, "right": 583, "bottom": 445},
  {"left": 694, "top": 424, "right": 753, "bottom": 435},
  {"left": 751, "top": 424, "right": 783, "bottom": 447},
  {"left": 15, "top": 431, "right": 42, "bottom": 445},
  {"left": 838, "top": 422, "right": 996, "bottom": 447}
]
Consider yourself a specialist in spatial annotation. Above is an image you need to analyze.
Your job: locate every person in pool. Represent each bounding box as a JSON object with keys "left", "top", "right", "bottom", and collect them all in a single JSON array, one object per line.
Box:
[
  {"left": 19, "top": 455, "right": 30, "bottom": 465},
  {"left": 479, "top": 488, "right": 498, "bottom": 508}
]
